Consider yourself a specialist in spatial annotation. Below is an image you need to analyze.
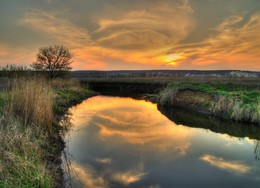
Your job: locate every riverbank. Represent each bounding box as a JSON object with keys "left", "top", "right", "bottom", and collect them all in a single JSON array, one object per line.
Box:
[
  {"left": 0, "top": 77, "right": 95, "bottom": 187},
  {"left": 158, "top": 82, "right": 260, "bottom": 124},
  {"left": 1, "top": 77, "right": 259, "bottom": 186},
  {"left": 82, "top": 78, "right": 260, "bottom": 124}
]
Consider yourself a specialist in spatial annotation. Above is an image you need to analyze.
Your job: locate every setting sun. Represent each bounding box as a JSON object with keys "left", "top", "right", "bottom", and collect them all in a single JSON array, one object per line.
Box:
[{"left": 160, "top": 54, "right": 183, "bottom": 66}]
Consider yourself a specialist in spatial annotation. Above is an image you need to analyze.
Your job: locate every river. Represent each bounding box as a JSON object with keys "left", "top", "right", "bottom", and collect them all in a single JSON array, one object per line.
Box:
[{"left": 63, "top": 96, "right": 260, "bottom": 188}]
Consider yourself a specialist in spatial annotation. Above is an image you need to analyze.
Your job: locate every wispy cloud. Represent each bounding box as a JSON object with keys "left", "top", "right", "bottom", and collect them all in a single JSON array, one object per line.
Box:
[
  {"left": 70, "top": 161, "right": 146, "bottom": 187},
  {"left": 0, "top": 44, "right": 8, "bottom": 57},
  {"left": 200, "top": 154, "right": 251, "bottom": 174},
  {"left": 69, "top": 162, "right": 109, "bottom": 188},
  {"left": 94, "top": 0, "right": 195, "bottom": 50},
  {"left": 19, "top": 9, "right": 94, "bottom": 48},
  {"left": 166, "top": 12, "right": 260, "bottom": 69},
  {"left": 14, "top": 1, "right": 260, "bottom": 70},
  {"left": 95, "top": 158, "right": 112, "bottom": 165},
  {"left": 18, "top": 9, "right": 106, "bottom": 69},
  {"left": 0, "top": 43, "right": 36, "bottom": 66},
  {"left": 110, "top": 163, "right": 146, "bottom": 186},
  {"left": 18, "top": 1, "right": 195, "bottom": 69}
]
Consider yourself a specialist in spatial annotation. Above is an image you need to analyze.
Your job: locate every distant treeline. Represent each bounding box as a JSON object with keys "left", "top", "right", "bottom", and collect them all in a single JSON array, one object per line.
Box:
[
  {"left": 1, "top": 65, "right": 259, "bottom": 79},
  {"left": 0, "top": 65, "right": 69, "bottom": 78},
  {"left": 72, "top": 70, "right": 260, "bottom": 78}
]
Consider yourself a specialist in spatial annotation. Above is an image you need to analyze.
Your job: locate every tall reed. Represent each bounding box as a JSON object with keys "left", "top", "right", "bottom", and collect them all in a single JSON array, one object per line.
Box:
[{"left": 8, "top": 77, "right": 54, "bottom": 130}]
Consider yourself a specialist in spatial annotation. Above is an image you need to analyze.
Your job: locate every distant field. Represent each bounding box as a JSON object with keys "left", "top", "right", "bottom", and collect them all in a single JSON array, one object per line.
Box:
[
  {"left": 78, "top": 76, "right": 260, "bottom": 84},
  {"left": 69, "top": 69, "right": 260, "bottom": 84}
]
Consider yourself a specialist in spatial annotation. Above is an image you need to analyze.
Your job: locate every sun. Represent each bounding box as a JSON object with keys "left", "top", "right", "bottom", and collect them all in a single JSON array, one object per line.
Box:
[{"left": 160, "top": 54, "right": 182, "bottom": 66}]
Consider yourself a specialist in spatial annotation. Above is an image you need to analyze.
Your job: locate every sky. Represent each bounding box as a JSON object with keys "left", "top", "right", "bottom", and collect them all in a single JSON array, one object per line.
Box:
[{"left": 0, "top": 0, "right": 259, "bottom": 70}]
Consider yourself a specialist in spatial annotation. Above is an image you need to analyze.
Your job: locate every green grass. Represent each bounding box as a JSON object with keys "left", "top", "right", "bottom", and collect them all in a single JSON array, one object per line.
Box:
[
  {"left": 54, "top": 88, "right": 95, "bottom": 114},
  {"left": 0, "top": 93, "right": 7, "bottom": 110},
  {"left": 166, "top": 82, "right": 260, "bottom": 106}
]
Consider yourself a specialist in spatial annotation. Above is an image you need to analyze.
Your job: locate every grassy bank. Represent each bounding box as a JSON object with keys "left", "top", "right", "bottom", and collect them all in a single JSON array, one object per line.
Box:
[
  {"left": 158, "top": 82, "right": 260, "bottom": 124},
  {"left": 80, "top": 77, "right": 260, "bottom": 125},
  {"left": 0, "top": 77, "right": 94, "bottom": 187}
]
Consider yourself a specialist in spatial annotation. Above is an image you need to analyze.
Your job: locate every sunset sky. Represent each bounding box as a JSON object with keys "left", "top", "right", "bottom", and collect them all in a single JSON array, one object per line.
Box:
[{"left": 0, "top": 0, "right": 259, "bottom": 70}]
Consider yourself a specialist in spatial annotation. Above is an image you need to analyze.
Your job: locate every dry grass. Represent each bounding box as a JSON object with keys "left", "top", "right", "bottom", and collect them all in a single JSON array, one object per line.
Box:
[
  {"left": 8, "top": 77, "right": 54, "bottom": 130},
  {"left": 158, "top": 87, "right": 178, "bottom": 106},
  {"left": 0, "top": 77, "right": 56, "bottom": 186},
  {"left": 211, "top": 96, "right": 260, "bottom": 123},
  {"left": 51, "top": 78, "right": 82, "bottom": 91}
]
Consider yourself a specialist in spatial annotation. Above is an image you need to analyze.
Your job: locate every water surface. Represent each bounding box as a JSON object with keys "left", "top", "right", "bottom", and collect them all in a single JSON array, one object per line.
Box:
[{"left": 64, "top": 96, "right": 260, "bottom": 188}]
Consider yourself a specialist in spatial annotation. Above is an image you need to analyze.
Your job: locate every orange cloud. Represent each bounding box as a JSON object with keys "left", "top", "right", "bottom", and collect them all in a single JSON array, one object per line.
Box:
[
  {"left": 167, "top": 12, "right": 260, "bottom": 69},
  {"left": 0, "top": 45, "right": 8, "bottom": 57},
  {"left": 94, "top": 0, "right": 195, "bottom": 50},
  {"left": 18, "top": 1, "right": 195, "bottom": 69},
  {"left": 15, "top": 2, "right": 260, "bottom": 70},
  {"left": 18, "top": 9, "right": 103, "bottom": 69},
  {"left": 69, "top": 161, "right": 146, "bottom": 187},
  {"left": 0, "top": 43, "right": 36, "bottom": 67}
]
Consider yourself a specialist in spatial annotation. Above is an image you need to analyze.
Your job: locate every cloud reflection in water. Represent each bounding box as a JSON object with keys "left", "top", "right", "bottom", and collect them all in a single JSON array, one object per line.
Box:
[
  {"left": 67, "top": 96, "right": 193, "bottom": 186},
  {"left": 66, "top": 96, "right": 260, "bottom": 187},
  {"left": 69, "top": 96, "right": 193, "bottom": 154},
  {"left": 200, "top": 154, "right": 251, "bottom": 174}
]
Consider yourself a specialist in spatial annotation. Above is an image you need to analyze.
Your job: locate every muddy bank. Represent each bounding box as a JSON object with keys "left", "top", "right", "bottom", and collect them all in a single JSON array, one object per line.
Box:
[{"left": 53, "top": 89, "right": 96, "bottom": 187}]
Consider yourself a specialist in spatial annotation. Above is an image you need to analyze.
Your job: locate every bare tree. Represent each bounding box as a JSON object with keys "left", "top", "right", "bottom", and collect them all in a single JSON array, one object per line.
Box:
[{"left": 31, "top": 45, "right": 73, "bottom": 78}]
